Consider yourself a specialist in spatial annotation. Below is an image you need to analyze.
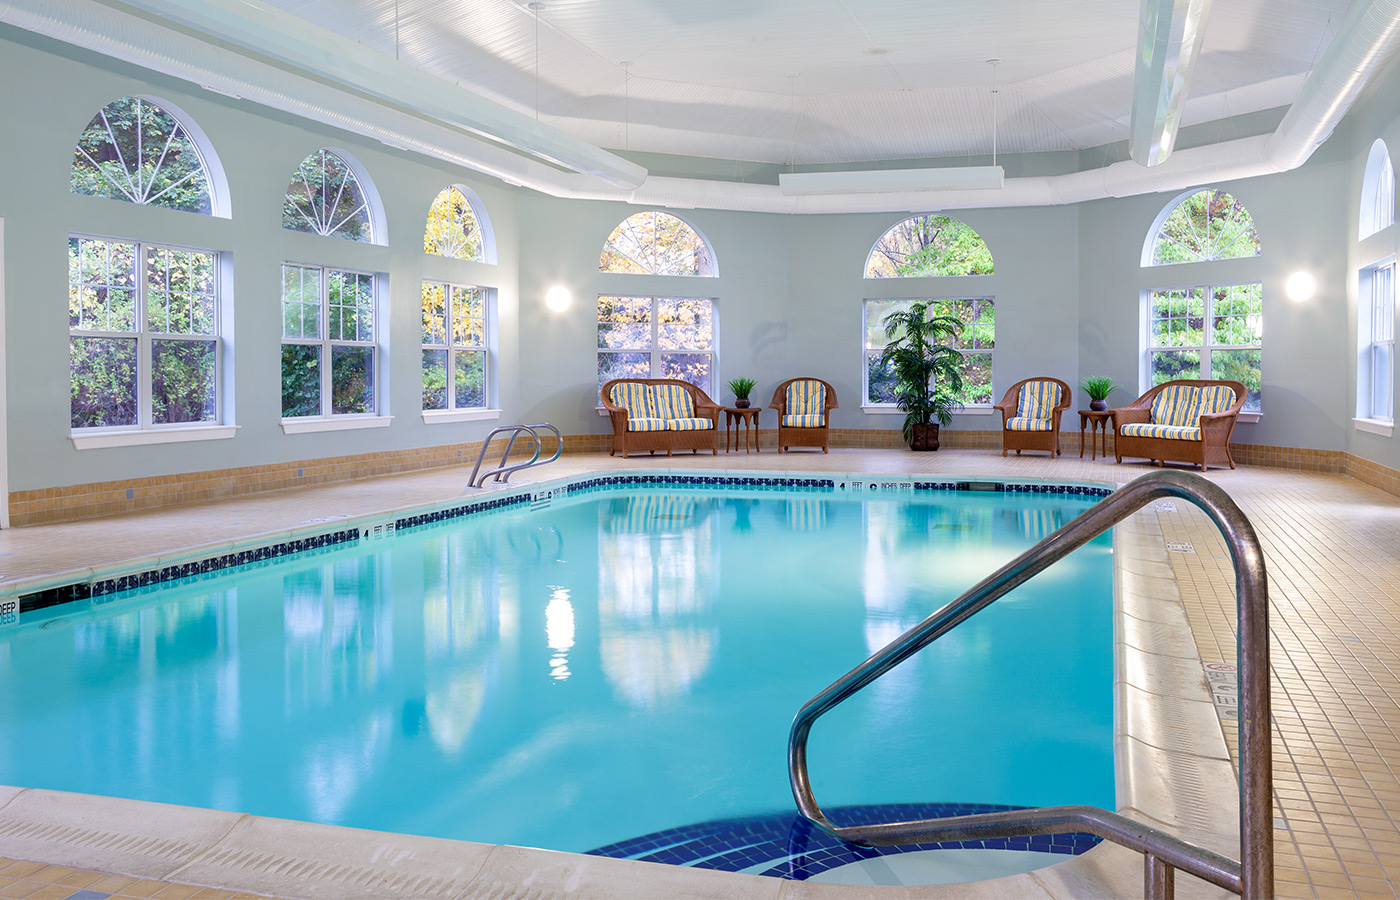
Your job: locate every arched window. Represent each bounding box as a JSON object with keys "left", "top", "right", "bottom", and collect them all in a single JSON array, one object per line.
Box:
[
  {"left": 424, "top": 186, "right": 492, "bottom": 263},
  {"left": 1361, "top": 140, "right": 1395, "bottom": 239},
  {"left": 599, "top": 211, "right": 716, "bottom": 276},
  {"left": 1142, "top": 189, "right": 1263, "bottom": 411},
  {"left": 282, "top": 149, "right": 379, "bottom": 243},
  {"left": 70, "top": 96, "right": 222, "bottom": 216},
  {"left": 865, "top": 215, "right": 993, "bottom": 277},
  {"left": 1145, "top": 189, "right": 1259, "bottom": 266}
]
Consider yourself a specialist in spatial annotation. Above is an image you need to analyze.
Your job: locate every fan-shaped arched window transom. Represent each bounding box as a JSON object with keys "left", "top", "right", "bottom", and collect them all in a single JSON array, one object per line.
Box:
[
  {"left": 71, "top": 96, "right": 218, "bottom": 216},
  {"left": 424, "top": 186, "right": 488, "bottom": 262},
  {"left": 865, "top": 215, "right": 994, "bottom": 278},
  {"left": 1361, "top": 140, "right": 1395, "bottom": 240},
  {"left": 1146, "top": 189, "right": 1260, "bottom": 266},
  {"left": 599, "top": 211, "right": 715, "bottom": 276},
  {"left": 283, "top": 149, "right": 377, "bottom": 243}
]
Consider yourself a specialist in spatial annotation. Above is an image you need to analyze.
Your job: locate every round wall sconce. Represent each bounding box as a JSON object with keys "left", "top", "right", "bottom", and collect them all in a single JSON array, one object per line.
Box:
[
  {"left": 1285, "top": 271, "right": 1317, "bottom": 302},
  {"left": 545, "top": 285, "right": 572, "bottom": 312}
]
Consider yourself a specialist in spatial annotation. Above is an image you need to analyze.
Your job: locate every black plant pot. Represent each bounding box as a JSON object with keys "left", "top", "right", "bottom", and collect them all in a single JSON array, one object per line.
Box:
[
  {"left": 908, "top": 423, "right": 941, "bottom": 451},
  {"left": 1089, "top": 399, "right": 1108, "bottom": 412},
  {"left": 734, "top": 398, "right": 751, "bottom": 408}
]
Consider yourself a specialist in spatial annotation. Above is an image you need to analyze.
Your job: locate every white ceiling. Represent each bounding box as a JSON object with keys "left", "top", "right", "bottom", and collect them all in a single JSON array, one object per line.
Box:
[{"left": 262, "top": 0, "right": 1355, "bottom": 166}]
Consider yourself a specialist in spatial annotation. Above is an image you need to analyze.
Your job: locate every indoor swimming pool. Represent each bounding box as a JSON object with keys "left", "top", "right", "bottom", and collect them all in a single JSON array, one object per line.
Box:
[{"left": 0, "top": 476, "right": 1116, "bottom": 878}]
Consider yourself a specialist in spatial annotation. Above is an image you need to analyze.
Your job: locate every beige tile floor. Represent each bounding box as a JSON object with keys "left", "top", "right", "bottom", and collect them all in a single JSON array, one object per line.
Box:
[{"left": 0, "top": 446, "right": 1397, "bottom": 898}]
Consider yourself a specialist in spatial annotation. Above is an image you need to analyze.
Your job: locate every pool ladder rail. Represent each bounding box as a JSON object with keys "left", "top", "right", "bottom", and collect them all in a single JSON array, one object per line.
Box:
[
  {"left": 466, "top": 423, "right": 562, "bottom": 488},
  {"left": 789, "top": 469, "right": 1271, "bottom": 900}
]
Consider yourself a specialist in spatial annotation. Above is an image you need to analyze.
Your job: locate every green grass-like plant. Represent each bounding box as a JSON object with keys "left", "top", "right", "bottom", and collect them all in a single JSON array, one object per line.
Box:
[
  {"left": 726, "top": 376, "right": 756, "bottom": 399},
  {"left": 1079, "top": 375, "right": 1123, "bottom": 402}
]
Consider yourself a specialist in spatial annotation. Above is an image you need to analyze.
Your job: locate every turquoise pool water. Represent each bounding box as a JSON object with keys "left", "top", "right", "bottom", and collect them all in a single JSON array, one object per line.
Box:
[{"left": 0, "top": 485, "right": 1113, "bottom": 854}]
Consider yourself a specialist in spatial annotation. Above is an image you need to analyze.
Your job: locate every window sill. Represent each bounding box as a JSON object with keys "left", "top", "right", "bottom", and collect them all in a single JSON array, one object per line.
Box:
[
  {"left": 281, "top": 416, "right": 393, "bottom": 435},
  {"left": 70, "top": 424, "right": 240, "bottom": 450},
  {"left": 1353, "top": 417, "right": 1394, "bottom": 437},
  {"left": 861, "top": 406, "right": 992, "bottom": 416},
  {"left": 1237, "top": 412, "right": 1260, "bottom": 424},
  {"left": 422, "top": 408, "right": 502, "bottom": 424}
]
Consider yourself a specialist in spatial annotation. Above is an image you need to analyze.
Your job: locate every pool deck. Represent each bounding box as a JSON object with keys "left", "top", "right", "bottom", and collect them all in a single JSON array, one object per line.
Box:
[{"left": 0, "top": 448, "right": 1394, "bottom": 898}]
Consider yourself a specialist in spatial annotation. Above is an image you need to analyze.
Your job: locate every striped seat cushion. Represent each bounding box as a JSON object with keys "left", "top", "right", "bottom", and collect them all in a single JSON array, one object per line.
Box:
[
  {"left": 626, "top": 417, "right": 669, "bottom": 432},
  {"left": 1150, "top": 385, "right": 1202, "bottom": 427},
  {"left": 665, "top": 417, "right": 713, "bottom": 431},
  {"left": 610, "top": 382, "right": 656, "bottom": 420},
  {"left": 785, "top": 380, "right": 827, "bottom": 418},
  {"left": 650, "top": 383, "right": 695, "bottom": 419},
  {"left": 1017, "top": 380, "right": 1062, "bottom": 421},
  {"left": 1196, "top": 385, "right": 1238, "bottom": 417},
  {"left": 783, "top": 414, "right": 826, "bottom": 428},
  {"left": 1006, "top": 416, "right": 1055, "bottom": 431},
  {"left": 1119, "top": 423, "right": 1202, "bottom": 441}
]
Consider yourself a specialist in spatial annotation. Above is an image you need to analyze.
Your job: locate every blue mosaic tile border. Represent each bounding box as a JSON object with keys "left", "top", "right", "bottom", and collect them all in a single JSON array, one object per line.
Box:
[
  {"left": 393, "top": 493, "right": 532, "bottom": 531},
  {"left": 18, "top": 527, "right": 361, "bottom": 615},
  {"left": 561, "top": 474, "right": 838, "bottom": 495},
  {"left": 914, "top": 480, "right": 1113, "bottom": 498},
  {"left": 587, "top": 802, "right": 1101, "bottom": 880}
]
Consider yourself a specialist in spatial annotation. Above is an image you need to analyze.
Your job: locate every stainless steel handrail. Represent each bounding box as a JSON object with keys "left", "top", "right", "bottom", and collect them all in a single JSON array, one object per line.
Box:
[
  {"left": 466, "top": 423, "right": 563, "bottom": 488},
  {"left": 788, "top": 470, "right": 1270, "bottom": 899}
]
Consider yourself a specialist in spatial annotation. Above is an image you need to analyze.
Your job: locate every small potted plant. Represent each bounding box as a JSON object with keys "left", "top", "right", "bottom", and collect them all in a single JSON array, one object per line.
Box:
[
  {"left": 878, "top": 302, "right": 964, "bottom": 450},
  {"left": 727, "top": 376, "right": 757, "bottom": 408},
  {"left": 1079, "top": 375, "right": 1123, "bottom": 412}
]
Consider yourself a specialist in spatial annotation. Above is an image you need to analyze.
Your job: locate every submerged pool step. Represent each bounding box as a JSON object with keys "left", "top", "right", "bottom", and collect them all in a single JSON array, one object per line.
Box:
[{"left": 587, "top": 802, "right": 1101, "bottom": 881}]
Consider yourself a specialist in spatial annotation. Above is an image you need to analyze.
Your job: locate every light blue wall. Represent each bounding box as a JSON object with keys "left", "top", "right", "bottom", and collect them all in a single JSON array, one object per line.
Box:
[{"left": 3, "top": 20, "right": 1400, "bottom": 499}]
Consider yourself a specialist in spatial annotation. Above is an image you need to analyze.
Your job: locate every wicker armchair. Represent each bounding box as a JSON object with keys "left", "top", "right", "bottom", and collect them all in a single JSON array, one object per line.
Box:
[
  {"left": 993, "top": 377, "right": 1072, "bottom": 457},
  {"left": 769, "top": 377, "right": 838, "bottom": 453},
  {"left": 1110, "top": 379, "right": 1246, "bottom": 471},
  {"left": 601, "top": 378, "right": 721, "bottom": 457}
]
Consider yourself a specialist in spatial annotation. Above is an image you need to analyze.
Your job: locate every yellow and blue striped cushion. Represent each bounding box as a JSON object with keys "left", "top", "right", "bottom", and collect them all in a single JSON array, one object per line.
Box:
[
  {"left": 610, "top": 381, "right": 655, "bottom": 419},
  {"left": 783, "top": 414, "right": 825, "bottom": 428},
  {"left": 786, "top": 380, "right": 826, "bottom": 417},
  {"left": 1017, "top": 381, "right": 1062, "bottom": 420},
  {"left": 1150, "top": 385, "right": 1201, "bottom": 427},
  {"left": 1197, "top": 385, "right": 1237, "bottom": 417},
  {"left": 665, "top": 417, "right": 713, "bottom": 431},
  {"left": 650, "top": 383, "right": 694, "bottom": 419},
  {"left": 1120, "top": 423, "right": 1202, "bottom": 441},
  {"left": 1006, "top": 416, "right": 1055, "bottom": 431},
  {"left": 626, "top": 417, "right": 669, "bottom": 432}
]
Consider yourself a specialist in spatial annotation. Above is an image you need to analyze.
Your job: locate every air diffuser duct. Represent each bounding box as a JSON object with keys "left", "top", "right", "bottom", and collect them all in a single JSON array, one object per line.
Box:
[{"left": 1130, "top": 0, "right": 1215, "bottom": 167}]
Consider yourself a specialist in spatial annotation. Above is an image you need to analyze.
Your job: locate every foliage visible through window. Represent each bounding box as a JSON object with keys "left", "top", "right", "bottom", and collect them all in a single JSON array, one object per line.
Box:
[
  {"left": 597, "top": 296, "right": 714, "bottom": 395},
  {"left": 69, "top": 236, "right": 218, "bottom": 428},
  {"left": 283, "top": 150, "right": 373, "bottom": 243},
  {"left": 422, "top": 281, "right": 488, "bottom": 410},
  {"left": 599, "top": 212, "right": 715, "bottom": 276},
  {"left": 1364, "top": 263, "right": 1394, "bottom": 421},
  {"left": 424, "top": 187, "right": 484, "bottom": 261},
  {"left": 1148, "top": 283, "right": 1262, "bottom": 410},
  {"left": 71, "top": 97, "right": 213, "bottom": 214},
  {"left": 1362, "top": 141, "right": 1395, "bottom": 240},
  {"left": 1149, "top": 190, "right": 1259, "bottom": 265},
  {"left": 865, "top": 215, "right": 993, "bottom": 277},
  {"left": 864, "top": 298, "right": 994, "bottom": 406},
  {"left": 281, "top": 263, "right": 376, "bottom": 417}
]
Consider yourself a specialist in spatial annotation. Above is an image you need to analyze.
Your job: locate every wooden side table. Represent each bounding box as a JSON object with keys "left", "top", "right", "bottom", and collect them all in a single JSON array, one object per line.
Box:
[
  {"left": 1078, "top": 409, "right": 1114, "bottom": 460},
  {"left": 724, "top": 407, "right": 761, "bottom": 452}
]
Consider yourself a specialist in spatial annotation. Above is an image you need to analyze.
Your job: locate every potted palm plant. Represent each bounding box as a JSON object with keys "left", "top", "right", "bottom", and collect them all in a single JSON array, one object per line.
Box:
[
  {"left": 878, "top": 302, "right": 964, "bottom": 450},
  {"left": 726, "top": 376, "right": 757, "bottom": 408}
]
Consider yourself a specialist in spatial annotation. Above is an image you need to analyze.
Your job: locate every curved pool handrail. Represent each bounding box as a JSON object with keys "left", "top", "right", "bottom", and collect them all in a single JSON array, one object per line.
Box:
[
  {"left": 467, "top": 423, "right": 562, "bottom": 488},
  {"left": 787, "top": 469, "right": 1270, "bottom": 899}
]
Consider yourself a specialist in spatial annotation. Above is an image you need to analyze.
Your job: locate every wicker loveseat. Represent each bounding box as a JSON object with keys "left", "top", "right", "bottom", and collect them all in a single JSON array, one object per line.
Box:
[
  {"left": 769, "top": 377, "right": 838, "bottom": 453},
  {"left": 1110, "top": 379, "right": 1246, "bottom": 471},
  {"left": 601, "top": 378, "right": 721, "bottom": 457},
  {"left": 993, "top": 377, "right": 1072, "bottom": 457}
]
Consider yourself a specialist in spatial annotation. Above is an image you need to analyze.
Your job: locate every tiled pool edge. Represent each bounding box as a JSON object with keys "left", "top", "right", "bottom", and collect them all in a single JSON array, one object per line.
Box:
[{"left": 0, "top": 470, "right": 1241, "bottom": 899}]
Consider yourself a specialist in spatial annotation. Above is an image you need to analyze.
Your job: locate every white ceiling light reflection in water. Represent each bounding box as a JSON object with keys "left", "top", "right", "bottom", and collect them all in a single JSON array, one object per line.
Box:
[{"left": 0, "top": 484, "right": 1114, "bottom": 876}]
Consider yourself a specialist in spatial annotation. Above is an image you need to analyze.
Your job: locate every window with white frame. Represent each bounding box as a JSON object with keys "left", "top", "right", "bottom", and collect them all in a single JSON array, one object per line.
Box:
[
  {"left": 281, "top": 263, "right": 377, "bottom": 418},
  {"left": 69, "top": 235, "right": 220, "bottom": 430},
  {"left": 1361, "top": 262, "right": 1395, "bottom": 422},
  {"left": 597, "top": 296, "right": 714, "bottom": 395},
  {"left": 863, "top": 298, "right": 994, "bottom": 406},
  {"left": 71, "top": 96, "right": 218, "bottom": 215},
  {"left": 1146, "top": 283, "right": 1262, "bottom": 411},
  {"left": 421, "top": 281, "right": 488, "bottom": 411},
  {"left": 1361, "top": 140, "right": 1395, "bottom": 240}
]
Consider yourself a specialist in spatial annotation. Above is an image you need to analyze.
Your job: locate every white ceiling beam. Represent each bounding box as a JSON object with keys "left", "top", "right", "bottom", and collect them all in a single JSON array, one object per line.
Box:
[{"left": 1129, "top": 0, "right": 1215, "bottom": 166}]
